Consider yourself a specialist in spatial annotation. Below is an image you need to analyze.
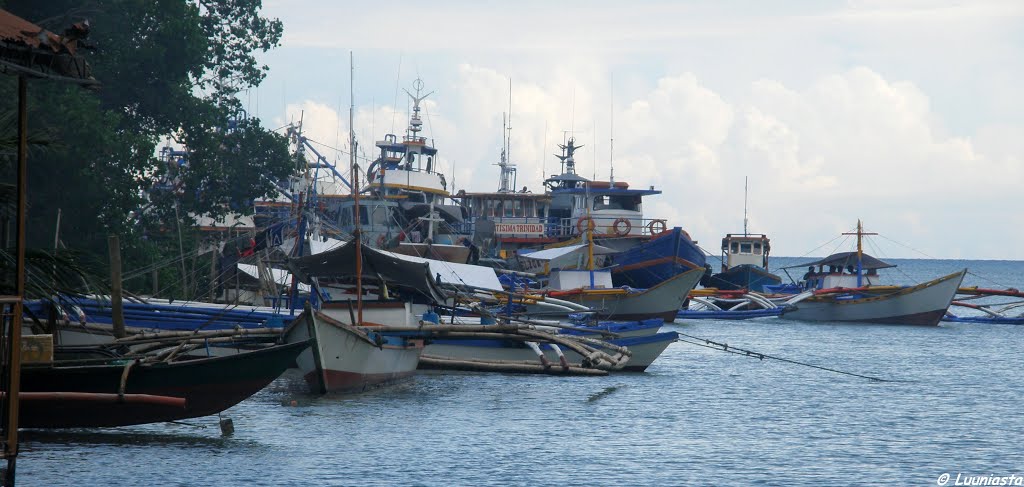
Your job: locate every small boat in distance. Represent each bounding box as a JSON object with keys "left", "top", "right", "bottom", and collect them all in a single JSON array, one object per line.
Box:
[
  {"left": 701, "top": 178, "right": 781, "bottom": 292},
  {"left": 702, "top": 233, "right": 781, "bottom": 293},
  {"left": 779, "top": 221, "right": 966, "bottom": 326}
]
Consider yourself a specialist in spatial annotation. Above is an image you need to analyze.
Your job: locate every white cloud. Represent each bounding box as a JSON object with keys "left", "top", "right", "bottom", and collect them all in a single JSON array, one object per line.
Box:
[{"left": 254, "top": 1, "right": 1023, "bottom": 259}]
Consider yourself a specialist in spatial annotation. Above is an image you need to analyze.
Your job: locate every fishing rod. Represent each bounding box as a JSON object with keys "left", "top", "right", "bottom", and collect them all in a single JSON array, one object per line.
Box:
[{"left": 674, "top": 331, "right": 897, "bottom": 382}]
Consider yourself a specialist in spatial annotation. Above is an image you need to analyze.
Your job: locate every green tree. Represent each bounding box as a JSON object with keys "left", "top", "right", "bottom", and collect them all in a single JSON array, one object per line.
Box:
[{"left": 0, "top": 0, "right": 292, "bottom": 297}]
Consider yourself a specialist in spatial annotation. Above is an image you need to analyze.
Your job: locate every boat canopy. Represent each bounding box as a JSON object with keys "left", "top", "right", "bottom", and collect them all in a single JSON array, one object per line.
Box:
[
  {"left": 518, "top": 243, "right": 617, "bottom": 261},
  {"left": 288, "top": 242, "right": 502, "bottom": 300},
  {"left": 783, "top": 251, "right": 896, "bottom": 270}
]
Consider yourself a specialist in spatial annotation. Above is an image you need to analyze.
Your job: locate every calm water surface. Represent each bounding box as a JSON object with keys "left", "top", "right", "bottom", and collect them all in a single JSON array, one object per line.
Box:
[{"left": 17, "top": 259, "right": 1024, "bottom": 486}]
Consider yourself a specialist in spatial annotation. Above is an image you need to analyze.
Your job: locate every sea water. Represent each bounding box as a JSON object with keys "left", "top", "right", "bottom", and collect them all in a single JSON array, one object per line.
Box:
[{"left": 16, "top": 258, "right": 1024, "bottom": 486}]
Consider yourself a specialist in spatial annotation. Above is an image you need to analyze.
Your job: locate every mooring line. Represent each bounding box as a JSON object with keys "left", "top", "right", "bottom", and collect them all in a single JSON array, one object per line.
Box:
[{"left": 675, "top": 332, "right": 897, "bottom": 382}]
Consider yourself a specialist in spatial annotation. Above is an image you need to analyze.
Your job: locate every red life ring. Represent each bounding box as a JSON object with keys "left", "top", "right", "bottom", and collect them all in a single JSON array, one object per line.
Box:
[
  {"left": 376, "top": 234, "right": 387, "bottom": 248},
  {"left": 576, "top": 216, "right": 595, "bottom": 234},
  {"left": 648, "top": 219, "right": 667, "bottom": 235},
  {"left": 612, "top": 218, "right": 632, "bottom": 236}
]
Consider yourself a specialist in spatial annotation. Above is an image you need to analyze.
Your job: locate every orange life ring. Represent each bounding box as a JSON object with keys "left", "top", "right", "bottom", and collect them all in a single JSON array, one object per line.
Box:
[
  {"left": 648, "top": 219, "right": 667, "bottom": 235},
  {"left": 612, "top": 218, "right": 632, "bottom": 236},
  {"left": 576, "top": 216, "right": 595, "bottom": 234},
  {"left": 376, "top": 234, "right": 387, "bottom": 248}
]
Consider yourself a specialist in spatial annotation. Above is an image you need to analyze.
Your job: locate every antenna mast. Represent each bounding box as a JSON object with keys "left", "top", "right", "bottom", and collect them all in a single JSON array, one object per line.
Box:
[
  {"left": 743, "top": 176, "right": 748, "bottom": 236},
  {"left": 497, "top": 79, "right": 517, "bottom": 192},
  {"left": 610, "top": 73, "right": 615, "bottom": 184}
]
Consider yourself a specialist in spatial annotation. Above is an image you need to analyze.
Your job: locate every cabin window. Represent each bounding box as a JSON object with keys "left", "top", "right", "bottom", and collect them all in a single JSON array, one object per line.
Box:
[
  {"left": 615, "top": 195, "right": 640, "bottom": 211},
  {"left": 371, "top": 207, "right": 387, "bottom": 225},
  {"left": 358, "top": 207, "right": 369, "bottom": 225},
  {"left": 731, "top": 242, "right": 739, "bottom": 253},
  {"left": 740, "top": 243, "right": 753, "bottom": 254},
  {"left": 753, "top": 242, "right": 763, "bottom": 255},
  {"left": 504, "top": 199, "right": 515, "bottom": 217}
]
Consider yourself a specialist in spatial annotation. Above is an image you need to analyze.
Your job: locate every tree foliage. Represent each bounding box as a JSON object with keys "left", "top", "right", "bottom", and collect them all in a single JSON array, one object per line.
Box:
[{"left": 0, "top": 0, "right": 292, "bottom": 296}]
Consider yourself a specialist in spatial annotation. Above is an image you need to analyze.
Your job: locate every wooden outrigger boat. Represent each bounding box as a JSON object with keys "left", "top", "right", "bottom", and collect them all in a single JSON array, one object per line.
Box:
[
  {"left": 514, "top": 237, "right": 704, "bottom": 322},
  {"left": 11, "top": 339, "right": 309, "bottom": 428},
  {"left": 777, "top": 221, "right": 966, "bottom": 326}
]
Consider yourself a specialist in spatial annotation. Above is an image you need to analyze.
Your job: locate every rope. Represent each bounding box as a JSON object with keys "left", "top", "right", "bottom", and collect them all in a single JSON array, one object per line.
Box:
[
  {"left": 674, "top": 331, "right": 897, "bottom": 382},
  {"left": 875, "top": 233, "right": 1011, "bottom": 289}
]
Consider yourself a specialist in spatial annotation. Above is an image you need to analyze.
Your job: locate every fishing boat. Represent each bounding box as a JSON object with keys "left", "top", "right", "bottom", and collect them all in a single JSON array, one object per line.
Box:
[
  {"left": 284, "top": 303, "right": 425, "bottom": 394},
  {"left": 779, "top": 221, "right": 967, "bottom": 326},
  {"left": 290, "top": 78, "right": 469, "bottom": 260},
  {"left": 12, "top": 339, "right": 309, "bottom": 428},
  {"left": 459, "top": 137, "right": 705, "bottom": 273},
  {"left": 700, "top": 179, "right": 781, "bottom": 292},
  {"left": 608, "top": 227, "right": 706, "bottom": 289},
  {"left": 514, "top": 239, "right": 704, "bottom": 322},
  {"left": 280, "top": 75, "right": 436, "bottom": 394}
]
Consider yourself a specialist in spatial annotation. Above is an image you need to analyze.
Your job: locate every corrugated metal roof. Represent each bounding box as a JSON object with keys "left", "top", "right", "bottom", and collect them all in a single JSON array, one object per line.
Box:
[
  {"left": 0, "top": 9, "right": 95, "bottom": 83},
  {"left": 0, "top": 9, "right": 63, "bottom": 53}
]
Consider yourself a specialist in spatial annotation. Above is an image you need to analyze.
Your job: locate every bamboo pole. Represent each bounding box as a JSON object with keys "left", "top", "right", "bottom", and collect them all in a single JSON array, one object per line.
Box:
[
  {"left": 113, "top": 327, "right": 281, "bottom": 343},
  {"left": 418, "top": 355, "right": 608, "bottom": 376},
  {"left": 2, "top": 75, "right": 28, "bottom": 487}
]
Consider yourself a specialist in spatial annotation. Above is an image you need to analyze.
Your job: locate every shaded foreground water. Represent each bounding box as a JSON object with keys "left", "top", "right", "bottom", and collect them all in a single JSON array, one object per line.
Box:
[{"left": 17, "top": 258, "right": 1024, "bottom": 485}]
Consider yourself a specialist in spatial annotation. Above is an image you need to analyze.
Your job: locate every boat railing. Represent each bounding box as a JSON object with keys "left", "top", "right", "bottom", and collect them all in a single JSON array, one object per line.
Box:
[
  {"left": 462, "top": 215, "right": 672, "bottom": 239},
  {"left": 554, "top": 216, "right": 669, "bottom": 238}
]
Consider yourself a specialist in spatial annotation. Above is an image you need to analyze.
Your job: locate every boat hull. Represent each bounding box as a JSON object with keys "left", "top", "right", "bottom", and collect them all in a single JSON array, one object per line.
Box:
[
  {"left": 284, "top": 308, "right": 423, "bottom": 394},
  {"left": 704, "top": 264, "right": 782, "bottom": 293},
  {"left": 782, "top": 269, "right": 967, "bottom": 326},
  {"left": 423, "top": 331, "right": 678, "bottom": 372},
  {"left": 610, "top": 227, "right": 706, "bottom": 289},
  {"left": 545, "top": 267, "right": 704, "bottom": 322},
  {"left": 14, "top": 340, "right": 308, "bottom": 428}
]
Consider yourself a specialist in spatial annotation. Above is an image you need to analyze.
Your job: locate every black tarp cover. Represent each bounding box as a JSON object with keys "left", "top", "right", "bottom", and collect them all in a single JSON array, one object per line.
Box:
[{"left": 288, "top": 242, "right": 447, "bottom": 303}]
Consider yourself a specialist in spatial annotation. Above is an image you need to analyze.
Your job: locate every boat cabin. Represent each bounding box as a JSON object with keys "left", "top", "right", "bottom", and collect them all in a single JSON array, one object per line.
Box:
[
  {"left": 720, "top": 234, "right": 770, "bottom": 272},
  {"left": 793, "top": 251, "right": 893, "bottom": 290},
  {"left": 363, "top": 80, "right": 448, "bottom": 201}
]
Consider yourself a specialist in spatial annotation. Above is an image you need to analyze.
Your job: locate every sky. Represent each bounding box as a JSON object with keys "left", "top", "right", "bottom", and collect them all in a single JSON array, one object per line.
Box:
[{"left": 247, "top": 0, "right": 1024, "bottom": 260}]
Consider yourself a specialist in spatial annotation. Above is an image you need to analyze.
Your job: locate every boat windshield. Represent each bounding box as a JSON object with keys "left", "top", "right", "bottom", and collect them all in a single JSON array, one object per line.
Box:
[{"left": 593, "top": 195, "right": 640, "bottom": 211}]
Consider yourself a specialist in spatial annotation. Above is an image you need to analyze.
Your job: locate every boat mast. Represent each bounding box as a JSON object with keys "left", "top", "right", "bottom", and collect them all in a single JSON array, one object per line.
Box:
[
  {"left": 842, "top": 219, "right": 875, "bottom": 288},
  {"left": 497, "top": 79, "right": 517, "bottom": 193},
  {"left": 350, "top": 51, "right": 363, "bottom": 324},
  {"left": 743, "top": 176, "right": 748, "bottom": 236},
  {"left": 609, "top": 73, "right": 614, "bottom": 185}
]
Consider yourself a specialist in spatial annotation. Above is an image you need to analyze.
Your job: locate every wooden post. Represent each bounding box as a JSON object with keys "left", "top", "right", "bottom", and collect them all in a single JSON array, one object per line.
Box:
[
  {"left": 208, "top": 247, "right": 217, "bottom": 302},
  {"left": 108, "top": 235, "right": 126, "bottom": 339},
  {"left": 3, "top": 74, "right": 29, "bottom": 487}
]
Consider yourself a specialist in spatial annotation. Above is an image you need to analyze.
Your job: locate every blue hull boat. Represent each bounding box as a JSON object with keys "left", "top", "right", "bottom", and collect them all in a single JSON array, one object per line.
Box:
[
  {"left": 610, "top": 227, "right": 706, "bottom": 289},
  {"left": 704, "top": 264, "right": 782, "bottom": 293}
]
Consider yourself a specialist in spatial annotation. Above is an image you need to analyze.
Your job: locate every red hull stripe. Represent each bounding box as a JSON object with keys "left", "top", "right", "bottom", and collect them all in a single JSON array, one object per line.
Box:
[{"left": 303, "top": 369, "right": 417, "bottom": 394}]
